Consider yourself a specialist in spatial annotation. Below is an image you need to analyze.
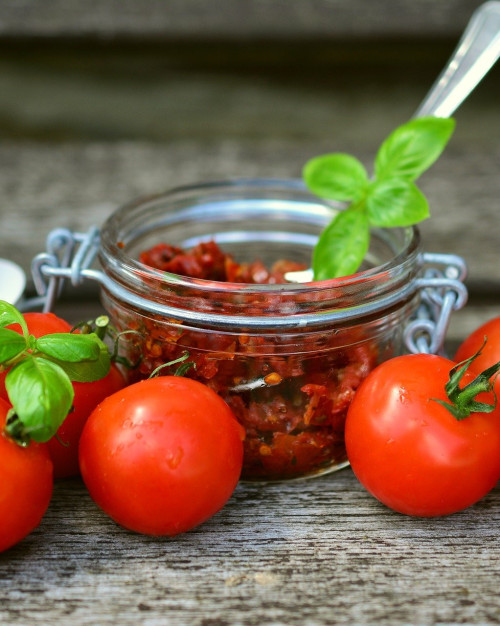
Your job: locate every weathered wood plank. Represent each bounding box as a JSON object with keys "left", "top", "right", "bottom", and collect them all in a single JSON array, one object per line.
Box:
[
  {"left": 0, "top": 60, "right": 455, "bottom": 142},
  {"left": 1, "top": 472, "right": 499, "bottom": 625},
  {"left": 0, "top": 0, "right": 485, "bottom": 40},
  {"left": 1, "top": 136, "right": 499, "bottom": 291}
]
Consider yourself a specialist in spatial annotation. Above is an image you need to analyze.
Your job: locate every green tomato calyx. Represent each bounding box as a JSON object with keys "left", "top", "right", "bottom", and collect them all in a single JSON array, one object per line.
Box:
[{"left": 434, "top": 338, "right": 500, "bottom": 420}]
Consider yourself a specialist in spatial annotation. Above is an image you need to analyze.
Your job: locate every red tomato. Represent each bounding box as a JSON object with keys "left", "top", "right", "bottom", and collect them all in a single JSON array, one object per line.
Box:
[
  {"left": 345, "top": 354, "right": 500, "bottom": 517},
  {"left": 0, "top": 311, "right": 126, "bottom": 478},
  {"left": 47, "top": 365, "right": 125, "bottom": 478},
  {"left": 455, "top": 316, "right": 500, "bottom": 393},
  {"left": 0, "top": 398, "right": 53, "bottom": 552},
  {"left": 79, "top": 376, "right": 245, "bottom": 536},
  {"left": 18, "top": 312, "right": 73, "bottom": 335}
]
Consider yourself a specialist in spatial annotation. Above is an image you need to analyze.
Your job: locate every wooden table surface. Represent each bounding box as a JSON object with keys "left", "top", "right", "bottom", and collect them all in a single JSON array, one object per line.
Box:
[
  {"left": 1, "top": 2, "right": 500, "bottom": 623},
  {"left": 1, "top": 469, "right": 499, "bottom": 626}
]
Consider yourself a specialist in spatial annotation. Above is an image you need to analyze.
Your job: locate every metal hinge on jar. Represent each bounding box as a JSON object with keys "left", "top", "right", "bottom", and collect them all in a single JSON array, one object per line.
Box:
[
  {"left": 21, "top": 227, "right": 101, "bottom": 313},
  {"left": 405, "top": 252, "right": 468, "bottom": 355}
]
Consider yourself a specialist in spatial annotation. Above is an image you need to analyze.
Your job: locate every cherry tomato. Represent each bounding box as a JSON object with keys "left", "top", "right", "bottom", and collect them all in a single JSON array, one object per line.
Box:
[
  {"left": 79, "top": 376, "right": 245, "bottom": 536},
  {"left": 0, "top": 311, "right": 126, "bottom": 478},
  {"left": 47, "top": 365, "right": 125, "bottom": 478},
  {"left": 11, "top": 311, "right": 73, "bottom": 336},
  {"left": 455, "top": 316, "right": 500, "bottom": 394},
  {"left": 345, "top": 354, "right": 500, "bottom": 517},
  {"left": 0, "top": 398, "right": 53, "bottom": 552}
]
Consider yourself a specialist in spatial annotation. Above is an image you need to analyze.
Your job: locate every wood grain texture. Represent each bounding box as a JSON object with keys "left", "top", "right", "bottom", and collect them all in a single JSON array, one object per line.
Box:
[
  {"left": 1, "top": 137, "right": 499, "bottom": 292},
  {"left": 2, "top": 299, "right": 497, "bottom": 625},
  {"left": 1, "top": 44, "right": 498, "bottom": 289},
  {"left": 0, "top": 0, "right": 485, "bottom": 40},
  {"left": 1, "top": 472, "right": 500, "bottom": 625}
]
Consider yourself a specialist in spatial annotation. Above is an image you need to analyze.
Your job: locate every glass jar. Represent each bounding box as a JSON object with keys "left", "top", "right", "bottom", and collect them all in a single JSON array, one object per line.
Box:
[
  {"left": 95, "top": 178, "right": 433, "bottom": 482},
  {"left": 25, "top": 178, "right": 467, "bottom": 481}
]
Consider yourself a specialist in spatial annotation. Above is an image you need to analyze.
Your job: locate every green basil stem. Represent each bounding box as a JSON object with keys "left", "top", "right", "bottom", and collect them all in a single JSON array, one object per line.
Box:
[
  {"left": 73, "top": 315, "right": 110, "bottom": 340},
  {"left": 93, "top": 316, "right": 110, "bottom": 340}
]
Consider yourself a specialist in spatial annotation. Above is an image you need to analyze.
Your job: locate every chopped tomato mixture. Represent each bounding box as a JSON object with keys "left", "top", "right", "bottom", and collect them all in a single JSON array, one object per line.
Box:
[
  {"left": 139, "top": 241, "right": 307, "bottom": 285},
  {"left": 116, "top": 241, "right": 380, "bottom": 480}
]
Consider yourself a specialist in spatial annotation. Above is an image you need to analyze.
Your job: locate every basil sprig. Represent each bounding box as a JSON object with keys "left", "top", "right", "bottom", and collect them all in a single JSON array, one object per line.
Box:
[
  {"left": 0, "top": 301, "right": 111, "bottom": 445},
  {"left": 304, "top": 117, "right": 456, "bottom": 280}
]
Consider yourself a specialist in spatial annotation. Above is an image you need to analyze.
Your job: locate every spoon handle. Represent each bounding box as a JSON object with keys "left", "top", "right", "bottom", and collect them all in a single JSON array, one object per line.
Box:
[{"left": 415, "top": 1, "right": 500, "bottom": 118}]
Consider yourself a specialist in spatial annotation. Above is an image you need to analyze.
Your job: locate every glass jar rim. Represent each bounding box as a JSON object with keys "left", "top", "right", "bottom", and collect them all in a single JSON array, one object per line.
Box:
[
  {"left": 99, "top": 177, "right": 421, "bottom": 295},
  {"left": 96, "top": 177, "right": 424, "bottom": 330}
]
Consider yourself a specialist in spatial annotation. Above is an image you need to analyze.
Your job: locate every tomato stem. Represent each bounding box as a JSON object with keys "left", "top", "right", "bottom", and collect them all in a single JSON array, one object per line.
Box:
[
  {"left": 149, "top": 352, "right": 194, "bottom": 378},
  {"left": 73, "top": 315, "right": 110, "bottom": 340},
  {"left": 4, "top": 411, "right": 31, "bottom": 447},
  {"left": 434, "top": 340, "right": 500, "bottom": 420}
]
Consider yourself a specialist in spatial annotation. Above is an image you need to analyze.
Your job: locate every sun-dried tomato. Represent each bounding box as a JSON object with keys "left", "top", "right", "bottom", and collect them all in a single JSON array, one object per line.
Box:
[{"left": 118, "top": 240, "right": 380, "bottom": 479}]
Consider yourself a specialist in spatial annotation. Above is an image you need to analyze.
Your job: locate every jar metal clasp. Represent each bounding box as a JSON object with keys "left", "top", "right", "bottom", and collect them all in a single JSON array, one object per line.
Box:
[
  {"left": 406, "top": 252, "right": 468, "bottom": 355},
  {"left": 21, "top": 226, "right": 101, "bottom": 312}
]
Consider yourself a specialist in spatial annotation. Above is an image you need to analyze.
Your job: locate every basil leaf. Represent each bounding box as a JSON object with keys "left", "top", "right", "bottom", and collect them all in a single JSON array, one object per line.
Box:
[
  {"left": 6, "top": 357, "right": 74, "bottom": 443},
  {"left": 366, "top": 179, "right": 429, "bottom": 227},
  {"left": 312, "top": 208, "right": 370, "bottom": 280},
  {"left": 37, "top": 333, "right": 111, "bottom": 382},
  {"left": 0, "top": 328, "right": 26, "bottom": 363},
  {"left": 51, "top": 342, "right": 111, "bottom": 382},
  {"left": 303, "top": 153, "right": 368, "bottom": 201},
  {"left": 36, "top": 332, "right": 103, "bottom": 362},
  {"left": 374, "top": 117, "right": 455, "bottom": 182},
  {"left": 0, "top": 300, "right": 27, "bottom": 334}
]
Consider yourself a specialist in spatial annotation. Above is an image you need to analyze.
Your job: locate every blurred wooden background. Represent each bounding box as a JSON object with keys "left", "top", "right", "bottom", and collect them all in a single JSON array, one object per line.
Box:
[{"left": 0, "top": 0, "right": 498, "bottom": 339}]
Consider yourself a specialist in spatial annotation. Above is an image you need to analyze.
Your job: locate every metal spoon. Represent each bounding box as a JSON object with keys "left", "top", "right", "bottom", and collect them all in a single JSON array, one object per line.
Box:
[
  {"left": 415, "top": 0, "right": 500, "bottom": 118},
  {"left": 286, "top": 0, "right": 500, "bottom": 283},
  {"left": 0, "top": 258, "right": 26, "bottom": 305}
]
